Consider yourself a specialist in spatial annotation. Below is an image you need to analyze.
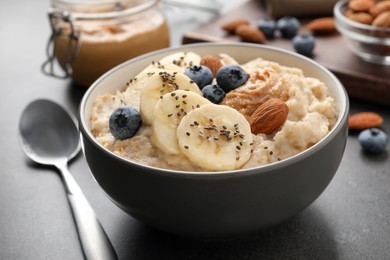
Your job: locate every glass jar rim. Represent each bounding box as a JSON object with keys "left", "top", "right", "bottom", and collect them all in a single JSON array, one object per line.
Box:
[{"left": 51, "top": 0, "right": 159, "bottom": 20}]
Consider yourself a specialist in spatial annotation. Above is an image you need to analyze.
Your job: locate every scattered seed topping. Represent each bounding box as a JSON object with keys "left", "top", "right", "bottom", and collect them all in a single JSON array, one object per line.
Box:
[
  {"left": 269, "top": 151, "right": 273, "bottom": 155},
  {"left": 186, "top": 132, "right": 190, "bottom": 136},
  {"left": 184, "top": 145, "right": 189, "bottom": 149},
  {"left": 167, "top": 113, "right": 173, "bottom": 117}
]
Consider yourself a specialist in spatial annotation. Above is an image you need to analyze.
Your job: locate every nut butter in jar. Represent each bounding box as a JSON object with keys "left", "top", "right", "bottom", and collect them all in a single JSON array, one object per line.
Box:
[{"left": 43, "top": 0, "right": 170, "bottom": 87}]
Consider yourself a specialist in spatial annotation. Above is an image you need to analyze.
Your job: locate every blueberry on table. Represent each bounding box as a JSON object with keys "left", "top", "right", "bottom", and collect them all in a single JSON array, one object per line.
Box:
[
  {"left": 109, "top": 106, "right": 142, "bottom": 140},
  {"left": 216, "top": 65, "right": 249, "bottom": 92},
  {"left": 184, "top": 65, "right": 213, "bottom": 89},
  {"left": 257, "top": 19, "right": 277, "bottom": 39},
  {"left": 202, "top": 84, "right": 226, "bottom": 104},
  {"left": 358, "top": 128, "right": 388, "bottom": 154},
  {"left": 293, "top": 34, "right": 316, "bottom": 56},
  {"left": 277, "top": 16, "right": 300, "bottom": 38}
]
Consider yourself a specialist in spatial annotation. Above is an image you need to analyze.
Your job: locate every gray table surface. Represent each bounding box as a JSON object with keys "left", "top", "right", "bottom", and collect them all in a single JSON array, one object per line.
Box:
[{"left": 1, "top": 0, "right": 390, "bottom": 259}]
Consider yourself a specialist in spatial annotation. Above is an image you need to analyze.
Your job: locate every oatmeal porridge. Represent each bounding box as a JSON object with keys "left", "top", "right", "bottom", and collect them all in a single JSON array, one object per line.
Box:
[{"left": 89, "top": 52, "right": 338, "bottom": 171}]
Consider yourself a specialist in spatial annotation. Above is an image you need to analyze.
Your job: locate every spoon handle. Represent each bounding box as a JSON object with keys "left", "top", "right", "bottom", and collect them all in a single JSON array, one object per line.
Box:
[{"left": 57, "top": 162, "right": 118, "bottom": 260}]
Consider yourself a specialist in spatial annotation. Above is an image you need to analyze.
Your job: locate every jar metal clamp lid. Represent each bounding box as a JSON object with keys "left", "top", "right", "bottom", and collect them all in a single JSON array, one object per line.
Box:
[
  {"left": 42, "top": 8, "right": 81, "bottom": 79},
  {"left": 41, "top": 0, "right": 160, "bottom": 80}
]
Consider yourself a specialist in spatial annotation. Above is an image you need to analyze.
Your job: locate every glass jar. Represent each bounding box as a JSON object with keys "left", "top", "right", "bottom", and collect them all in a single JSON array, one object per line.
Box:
[{"left": 43, "top": 0, "right": 170, "bottom": 87}]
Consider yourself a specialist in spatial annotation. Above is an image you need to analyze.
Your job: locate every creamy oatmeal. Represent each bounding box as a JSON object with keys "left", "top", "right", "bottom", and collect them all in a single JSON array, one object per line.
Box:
[{"left": 90, "top": 52, "right": 338, "bottom": 172}]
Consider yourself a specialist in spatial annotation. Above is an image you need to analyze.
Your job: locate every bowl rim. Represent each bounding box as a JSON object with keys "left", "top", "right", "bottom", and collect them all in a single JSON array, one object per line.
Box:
[
  {"left": 334, "top": 0, "right": 390, "bottom": 33},
  {"left": 79, "top": 42, "right": 349, "bottom": 178}
]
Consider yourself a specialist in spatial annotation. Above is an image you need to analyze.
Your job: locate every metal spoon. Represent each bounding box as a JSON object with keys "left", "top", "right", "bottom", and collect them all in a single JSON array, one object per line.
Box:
[{"left": 18, "top": 99, "right": 117, "bottom": 260}]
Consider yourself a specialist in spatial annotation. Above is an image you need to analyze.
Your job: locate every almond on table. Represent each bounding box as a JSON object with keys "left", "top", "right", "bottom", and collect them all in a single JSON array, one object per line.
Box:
[
  {"left": 235, "top": 25, "right": 266, "bottom": 43},
  {"left": 348, "top": 112, "right": 384, "bottom": 130},
  {"left": 306, "top": 17, "right": 337, "bottom": 34},
  {"left": 221, "top": 18, "right": 250, "bottom": 33}
]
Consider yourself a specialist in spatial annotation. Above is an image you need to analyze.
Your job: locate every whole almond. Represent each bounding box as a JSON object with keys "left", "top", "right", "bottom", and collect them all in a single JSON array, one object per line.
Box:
[
  {"left": 349, "top": 0, "right": 375, "bottom": 12},
  {"left": 249, "top": 98, "right": 289, "bottom": 135},
  {"left": 344, "top": 10, "right": 374, "bottom": 24},
  {"left": 372, "top": 10, "right": 390, "bottom": 27},
  {"left": 370, "top": 1, "right": 390, "bottom": 17},
  {"left": 200, "top": 55, "right": 223, "bottom": 77},
  {"left": 348, "top": 112, "right": 383, "bottom": 130},
  {"left": 221, "top": 19, "right": 250, "bottom": 33},
  {"left": 235, "top": 25, "right": 266, "bottom": 44},
  {"left": 306, "top": 17, "right": 336, "bottom": 34}
]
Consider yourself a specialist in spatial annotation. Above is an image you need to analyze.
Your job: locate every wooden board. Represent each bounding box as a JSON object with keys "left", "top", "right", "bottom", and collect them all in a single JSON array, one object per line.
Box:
[{"left": 182, "top": 0, "right": 390, "bottom": 106}]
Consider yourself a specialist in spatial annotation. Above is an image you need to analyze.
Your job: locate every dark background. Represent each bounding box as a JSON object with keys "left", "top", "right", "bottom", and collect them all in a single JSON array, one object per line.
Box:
[{"left": 1, "top": 0, "right": 389, "bottom": 259}]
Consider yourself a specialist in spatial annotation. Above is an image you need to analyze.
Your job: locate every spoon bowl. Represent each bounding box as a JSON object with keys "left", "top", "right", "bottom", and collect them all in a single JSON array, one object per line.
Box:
[
  {"left": 19, "top": 99, "right": 117, "bottom": 260},
  {"left": 19, "top": 99, "right": 80, "bottom": 164}
]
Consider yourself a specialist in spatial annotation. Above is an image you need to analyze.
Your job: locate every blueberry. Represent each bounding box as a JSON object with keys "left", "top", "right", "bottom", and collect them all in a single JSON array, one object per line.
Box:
[
  {"left": 257, "top": 19, "right": 277, "bottom": 39},
  {"left": 109, "top": 106, "right": 142, "bottom": 140},
  {"left": 202, "top": 84, "right": 226, "bottom": 104},
  {"left": 293, "top": 34, "right": 315, "bottom": 56},
  {"left": 216, "top": 65, "right": 249, "bottom": 92},
  {"left": 358, "top": 128, "right": 388, "bottom": 154},
  {"left": 184, "top": 65, "right": 213, "bottom": 89},
  {"left": 277, "top": 16, "right": 300, "bottom": 38}
]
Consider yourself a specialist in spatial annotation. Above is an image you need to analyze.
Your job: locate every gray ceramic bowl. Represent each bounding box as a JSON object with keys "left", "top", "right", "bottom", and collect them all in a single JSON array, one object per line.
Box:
[{"left": 79, "top": 43, "right": 349, "bottom": 239}]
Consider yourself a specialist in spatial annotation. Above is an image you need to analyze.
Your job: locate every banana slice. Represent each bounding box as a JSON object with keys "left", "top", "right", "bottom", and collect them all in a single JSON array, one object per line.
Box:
[
  {"left": 140, "top": 71, "right": 202, "bottom": 125},
  {"left": 129, "top": 63, "right": 182, "bottom": 86},
  {"left": 159, "top": 52, "right": 201, "bottom": 70},
  {"left": 177, "top": 104, "right": 254, "bottom": 171},
  {"left": 140, "top": 62, "right": 182, "bottom": 76},
  {"left": 152, "top": 90, "right": 211, "bottom": 155},
  {"left": 219, "top": 53, "right": 239, "bottom": 65}
]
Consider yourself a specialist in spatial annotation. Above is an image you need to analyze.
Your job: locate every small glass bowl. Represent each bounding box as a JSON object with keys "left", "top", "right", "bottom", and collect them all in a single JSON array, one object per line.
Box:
[{"left": 334, "top": 0, "right": 390, "bottom": 65}]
